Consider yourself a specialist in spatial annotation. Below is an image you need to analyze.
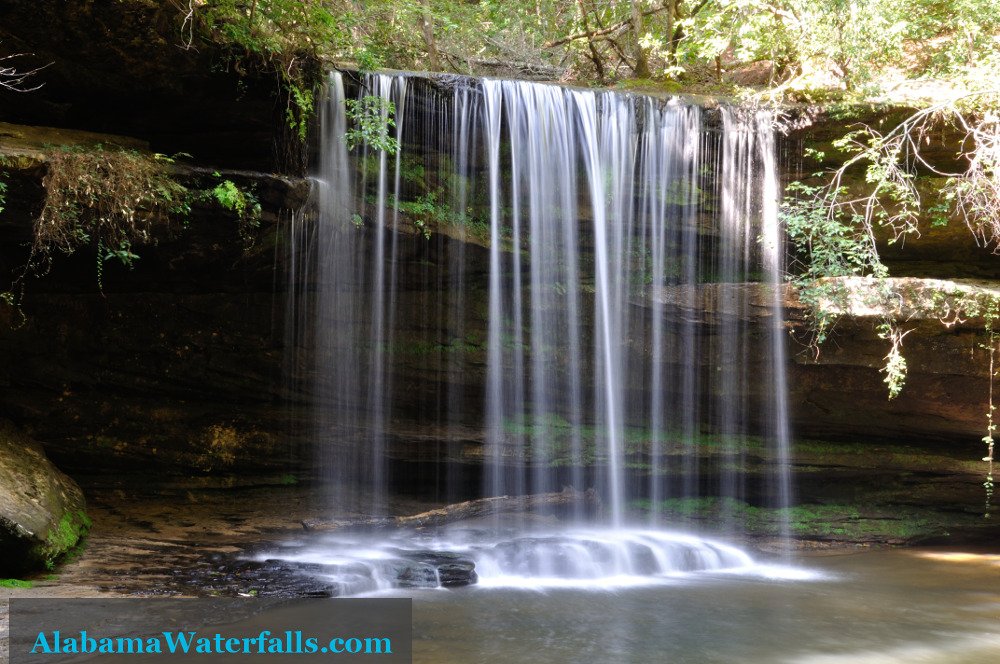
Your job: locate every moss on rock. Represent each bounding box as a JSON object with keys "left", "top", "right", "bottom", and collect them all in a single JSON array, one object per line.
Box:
[
  {"left": 633, "top": 496, "right": 951, "bottom": 544},
  {"left": 0, "top": 420, "right": 90, "bottom": 574}
]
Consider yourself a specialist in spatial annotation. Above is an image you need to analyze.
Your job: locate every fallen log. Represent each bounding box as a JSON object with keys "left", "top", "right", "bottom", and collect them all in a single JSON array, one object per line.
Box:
[{"left": 301, "top": 487, "right": 600, "bottom": 533}]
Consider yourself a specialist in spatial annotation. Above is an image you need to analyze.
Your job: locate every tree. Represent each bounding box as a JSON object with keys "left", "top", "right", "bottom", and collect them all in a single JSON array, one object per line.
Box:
[
  {"left": 630, "top": 0, "right": 651, "bottom": 78},
  {"left": 156, "top": 1, "right": 1000, "bottom": 92},
  {"left": 418, "top": 0, "right": 440, "bottom": 71}
]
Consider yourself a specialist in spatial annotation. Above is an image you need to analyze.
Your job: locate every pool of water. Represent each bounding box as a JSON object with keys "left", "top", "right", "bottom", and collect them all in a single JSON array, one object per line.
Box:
[
  {"left": 254, "top": 525, "right": 1000, "bottom": 663},
  {"left": 400, "top": 548, "right": 1000, "bottom": 663}
]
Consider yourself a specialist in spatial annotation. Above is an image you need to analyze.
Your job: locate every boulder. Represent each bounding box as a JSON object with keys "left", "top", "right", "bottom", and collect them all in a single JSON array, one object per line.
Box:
[{"left": 0, "top": 420, "right": 89, "bottom": 574}]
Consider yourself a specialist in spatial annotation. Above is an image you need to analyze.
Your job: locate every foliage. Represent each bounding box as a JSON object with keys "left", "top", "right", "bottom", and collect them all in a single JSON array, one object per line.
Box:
[
  {"left": 673, "top": 1, "right": 911, "bottom": 91},
  {"left": 982, "top": 312, "right": 997, "bottom": 516},
  {"left": 785, "top": 92, "right": 1000, "bottom": 499},
  {"left": 186, "top": 1, "right": 347, "bottom": 138},
  {"left": 876, "top": 321, "right": 911, "bottom": 399},
  {"left": 904, "top": 0, "right": 1000, "bottom": 77},
  {"left": 191, "top": 0, "right": 348, "bottom": 56},
  {"left": 391, "top": 192, "right": 450, "bottom": 239},
  {"left": 9, "top": 146, "right": 264, "bottom": 300},
  {"left": 353, "top": 47, "right": 384, "bottom": 73},
  {"left": 150, "top": 2, "right": 995, "bottom": 111},
  {"left": 785, "top": 91, "right": 1000, "bottom": 401},
  {"left": 286, "top": 83, "right": 315, "bottom": 142},
  {"left": 782, "top": 181, "right": 886, "bottom": 348},
  {"left": 152, "top": 1, "right": 998, "bottom": 100},
  {"left": 818, "top": 94, "right": 1000, "bottom": 250},
  {"left": 345, "top": 96, "right": 400, "bottom": 154},
  {"left": 33, "top": 146, "right": 188, "bottom": 282},
  {"left": 208, "top": 178, "right": 262, "bottom": 245}
]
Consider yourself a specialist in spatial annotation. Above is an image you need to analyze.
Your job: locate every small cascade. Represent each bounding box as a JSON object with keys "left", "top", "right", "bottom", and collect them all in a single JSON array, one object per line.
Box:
[
  {"left": 254, "top": 528, "right": 811, "bottom": 596},
  {"left": 466, "top": 530, "right": 755, "bottom": 585},
  {"left": 290, "top": 71, "right": 792, "bottom": 565}
]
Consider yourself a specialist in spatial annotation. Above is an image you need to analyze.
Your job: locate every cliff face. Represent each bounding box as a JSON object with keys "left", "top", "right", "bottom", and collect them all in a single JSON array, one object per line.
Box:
[
  {"left": 0, "top": 12, "right": 996, "bottom": 492},
  {"left": 777, "top": 107, "right": 999, "bottom": 447},
  {"left": 0, "top": 159, "right": 992, "bottom": 477},
  {"left": 0, "top": 121, "right": 310, "bottom": 476},
  {"left": 0, "top": 0, "right": 302, "bottom": 172}
]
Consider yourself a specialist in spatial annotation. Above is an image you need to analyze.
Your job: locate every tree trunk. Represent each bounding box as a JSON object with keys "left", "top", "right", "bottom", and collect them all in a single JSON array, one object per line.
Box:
[
  {"left": 665, "top": 0, "right": 676, "bottom": 68},
  {"left": 576, "top": 0, "right": 606, "bottom": 82},
  {"left": 631, "top": 0, "right": 651, "bottom": 78},
  {"left": 419, "top": 0, "right": 440, "bottom": 71}
]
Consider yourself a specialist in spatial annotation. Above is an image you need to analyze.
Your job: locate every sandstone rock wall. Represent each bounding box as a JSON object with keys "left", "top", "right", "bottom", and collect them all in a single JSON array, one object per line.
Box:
[{"left": 0, "top": 55, "right": 996, "bottom": 481}]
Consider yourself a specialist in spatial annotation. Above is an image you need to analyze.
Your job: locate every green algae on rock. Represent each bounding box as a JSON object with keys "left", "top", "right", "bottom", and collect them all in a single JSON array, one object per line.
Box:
[{"left": 0, "top": 420, "right": 89, "bottom": 574}]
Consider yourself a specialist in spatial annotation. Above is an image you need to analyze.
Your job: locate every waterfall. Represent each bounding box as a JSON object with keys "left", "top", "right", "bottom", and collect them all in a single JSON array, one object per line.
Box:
[{"left": 298, "top": 71, "right": 790, "bottom": 535}]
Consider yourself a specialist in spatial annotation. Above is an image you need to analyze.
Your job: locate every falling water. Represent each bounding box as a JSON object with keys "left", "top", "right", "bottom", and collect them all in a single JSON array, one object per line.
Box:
[
  {"left": 756, "top": 111, "right": 794, "bottom": 545},
  {"left": 293, "top": 72, "right": 407, "bottom": 516},
  {"left": 309, "top": 71, "right": 365, "bottom": 512},
  {"left": 291, "top": 73, "right": 791, "bottom": 570}
]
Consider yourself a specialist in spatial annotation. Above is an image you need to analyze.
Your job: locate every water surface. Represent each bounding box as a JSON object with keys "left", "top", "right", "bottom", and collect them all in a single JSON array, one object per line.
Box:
[{"left": 404, "top": 549, "right": 1000, "bottom": 663}]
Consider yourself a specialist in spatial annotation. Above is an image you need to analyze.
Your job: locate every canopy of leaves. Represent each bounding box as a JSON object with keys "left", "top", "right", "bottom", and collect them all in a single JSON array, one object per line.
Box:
[{"left": 180, "top": 1, "right": 1000, "bottom": 97}]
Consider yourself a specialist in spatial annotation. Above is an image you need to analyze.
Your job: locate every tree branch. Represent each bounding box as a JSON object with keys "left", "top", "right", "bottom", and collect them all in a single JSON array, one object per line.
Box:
[
  {"left": 544, "top": 6, "right": 670, "bottom": 48},
  {"left": 0, "top": 52, "right": 50, "bottom": 92},
  {"left": 576, "top": 0, "right": 606, "bottom": 81}
]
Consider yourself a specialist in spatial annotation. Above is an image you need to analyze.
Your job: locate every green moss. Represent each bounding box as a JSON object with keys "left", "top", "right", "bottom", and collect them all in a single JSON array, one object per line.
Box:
[
  {"left": 793, "top": 438, "right": 985, "bottom": 475},
  {"left": 0, "top": 578, "right": 34, "bottom": 588},
  {"left": 40, "top": 509, "right": 91, "bottom": 570},
  {"left": 385, "top": 335, "right": 484, "bottom": 357},
  {"left": 793, "top": 439, "right": 874, "bottom": 455},
  {"left": 634, "top": 497, "right": 943, "bottom": 542},
  {"left": 615, "top": 79, "right": 684, "bottom": 94},
  {"left": 498, "top": 415, "right": 772, "bottom": 466}
]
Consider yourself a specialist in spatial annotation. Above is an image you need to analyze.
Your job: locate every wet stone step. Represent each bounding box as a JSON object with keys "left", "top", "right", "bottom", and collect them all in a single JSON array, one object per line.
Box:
[{"left": 188, "top": 550, "right": 480, "bottom": 596}]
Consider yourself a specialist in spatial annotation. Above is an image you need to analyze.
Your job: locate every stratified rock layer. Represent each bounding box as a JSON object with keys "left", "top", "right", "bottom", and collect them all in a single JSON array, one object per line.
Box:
[{"left": 0, "top": 61, "right": 996, "bottom": 518}]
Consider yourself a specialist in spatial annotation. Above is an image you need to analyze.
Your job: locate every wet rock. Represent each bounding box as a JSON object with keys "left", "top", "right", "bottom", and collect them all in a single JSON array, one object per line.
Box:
[
  {"left": 435, "top": 560, "right": 478, "bottom": 587},
  {"left": 0, "top": 420, "right": 90, "bottom": 574},
  {"left": 385, "top": 560, "right": 439, "bottom": 588},
  {"left": 393, "top": 550, "right": 478, "bottom": 587},
  {"left": 139, "top": 544, "right": 482, "bottom": 598},
  {"left": 193, "top": 559, "right": 343, "bottom": 598}
]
